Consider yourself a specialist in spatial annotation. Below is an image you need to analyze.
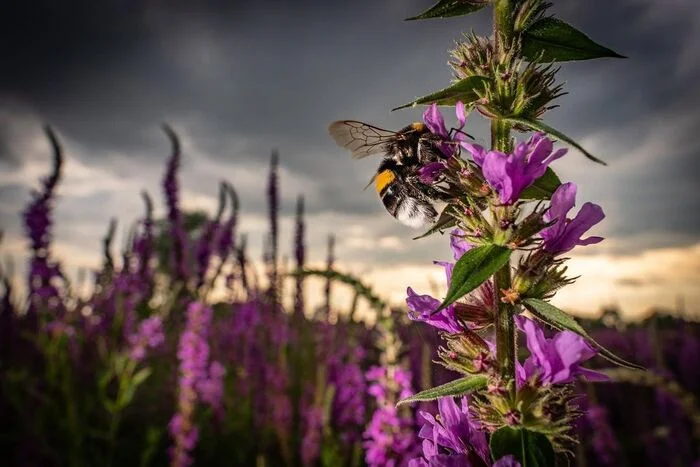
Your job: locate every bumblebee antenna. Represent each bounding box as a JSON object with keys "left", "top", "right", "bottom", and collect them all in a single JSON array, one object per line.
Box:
[{"left": 449, "top": 127, "right": 475, "bottom": 140}]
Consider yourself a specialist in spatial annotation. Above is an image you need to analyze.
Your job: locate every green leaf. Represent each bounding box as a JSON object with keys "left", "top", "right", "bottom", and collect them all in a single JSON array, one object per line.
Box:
[
  {"left": 490, "top": 427, "right": 555, "bottom": 467},
  {"left": 406, "top": 0, "right": 488, "bottom": 21},
  {"left": 413, "top": 208, "right": 457, "bottom": 240},
  {"left": 503, "top": 116, "right": 606, "bottom": 165},
  {"left": 397, "top": 375, "right": 487, "bottom": 406},
  {"left": 523, "top": 298, "right": 645, "bottom": 371},
  {"left": 438, "top": 245, "right": 511, "bottom": 312},
  {"left": 120, "top": 367, "right": 153, "bottom": 408},
  {"left": 103, "top": 399, "right": 116, "bottom": 414},
  {"left": 520, "top": 167, "right": 561, "bottom": 200},
  {"left": 522, "top": 17, "right": 626, "bottom": 62},
  {"left": 393, "top": 76, "right": 490, "bottom": 111},
  {"left": 98, "top": 369, "right": 113, "bottom": 390},
  {"left": 132, "top": 367, "right": 153, "bottom": 388},
  {"left": 113, "top": 354, "right": 127, "bottom": 375}
]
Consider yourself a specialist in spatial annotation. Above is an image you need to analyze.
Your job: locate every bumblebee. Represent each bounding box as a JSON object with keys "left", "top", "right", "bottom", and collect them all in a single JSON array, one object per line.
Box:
[{"left": 328, "top": 120, "right": 450, "bottom": 228}]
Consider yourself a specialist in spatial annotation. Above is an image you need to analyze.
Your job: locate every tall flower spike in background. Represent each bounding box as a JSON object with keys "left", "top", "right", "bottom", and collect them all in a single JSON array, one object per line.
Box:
[{"left": 23, "top": 126, "right": 65, "bottom": 316}]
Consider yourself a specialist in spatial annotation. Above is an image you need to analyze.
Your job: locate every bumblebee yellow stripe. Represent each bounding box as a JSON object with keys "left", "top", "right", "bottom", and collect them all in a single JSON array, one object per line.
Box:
[{"left": 375, "top": 169, "right": 395, "bottom": 194}]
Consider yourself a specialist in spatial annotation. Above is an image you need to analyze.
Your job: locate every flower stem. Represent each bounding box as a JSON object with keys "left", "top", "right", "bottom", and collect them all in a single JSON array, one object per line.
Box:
[
  {"left": 492, "top": 0, "right": 517, "bottom": 390},
  {"left": 494, "top": 266, "right": 515, "bottom": 386},
  {"left": 494, "top": 0, "right": 514, "bottom": 54}
]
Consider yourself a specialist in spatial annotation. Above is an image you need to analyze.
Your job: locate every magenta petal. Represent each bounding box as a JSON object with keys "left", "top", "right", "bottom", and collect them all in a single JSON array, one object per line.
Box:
[
  {"left": 434, "top": 260, "right": 454, "bottom": 285},
  {"left": 527, "top": 136, "right": 554, "bottom": 165},
  {"left": 455, "top": 101, "right": 466, "bottom": 128},
  {"left": 544, "top": 182, "right": 577, "bottom": 224},
  {"left": 577, "top": 367, "right": 610, "bottom": 382},
  {"left": 406, "top": 287, "right": 441, "bottom": 316},
  {"left": 494, "top": 455, "right": 522, "bottom": 467},
  {"left": 461, "top": 142, "right": 487, "bottom": 165},
  {"left": 519, "top": 316, "right": 608, "bottom": 385},
  {"left": 542, "top": 184, "right": 605, "bottom": 254},
  {"left": 449, "top": 229, "right": 472, "bottom": 260},
  {"left": 419, "top": 162, "right": 447, "bottom": 184},
  {"left": 406, "top": 287, "right": 462, "bottom": 333},
  {"left": 423, "top": 103, "right": 449, "bottom": 138},
  {"left": 578, "top": 235, "right": 604, "bottom": 246},
  {"left": 480, "top": 135, "right": 566, "bottom": 204}
]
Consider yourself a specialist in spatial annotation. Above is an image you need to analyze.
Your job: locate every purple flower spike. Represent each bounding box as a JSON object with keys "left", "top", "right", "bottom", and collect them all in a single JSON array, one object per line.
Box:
[
  {"left": 516, "top": 315, "right": 608, "bottom": 385},
  {"left": 423, "top": 102, "right": 469, "bottom": 157},
  {"left": 541, "top": 182, "right": 605, "bottom": 255},
  {"left": 478, "top": 133, "right": 566, "bottom": 204}
]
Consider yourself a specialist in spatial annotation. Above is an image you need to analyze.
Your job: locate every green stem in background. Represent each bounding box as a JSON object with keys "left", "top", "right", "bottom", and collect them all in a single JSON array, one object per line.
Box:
[{"left": 492, "top": 0, "right": 517, "bottom": 390}]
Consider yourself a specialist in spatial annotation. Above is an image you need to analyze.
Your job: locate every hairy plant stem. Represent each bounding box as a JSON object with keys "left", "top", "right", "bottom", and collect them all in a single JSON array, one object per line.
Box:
[{"left": 492, "top": 0, "right": 517, "bottom": 392}]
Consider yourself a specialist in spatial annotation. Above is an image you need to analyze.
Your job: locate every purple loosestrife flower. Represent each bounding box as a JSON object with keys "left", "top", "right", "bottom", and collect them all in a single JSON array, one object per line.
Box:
[
  {"left": 409, "top": 397, "right": 521, "bottom": 467},
  {"left": 463, "top": 133, "right": 566, "bottom": 205},
  {"left": 364, "top": 365, "right": 418, "bottom": 466},
  {"left": 516, "top": 315, "right": 608, "bottom": 385},
  {"left": 132, "top": 191, "right": 155, "bottom": 289},
  {"left": 162, "top": 126, "right": 189, "bottom": 282},
  {"left": 293, "top": 195, "right": 305, "bottom": 318},
  {"left": 23, "top": 128, "right": 65, "bottom": 314},
  {"left": 127, "top": 315, "right": 165, "bottom": 362},
  {"left": 216, "top": 185, "right": 239, "bottom": 274},
  {"left": 170, "top": 301, "right": 214, "bottom": 467},
  {"left": 492, "top": 457, "right": 522, "bottom": 467},
  {"left": 409, "top": 396, "right": 490, "bottom": 467},
  {"left": 450, "top": 228, "right": 472, "bottom": 260},
  {"left": 406, "top": 232, "right": 493, "bottom": 332},
  {"left": 301, "top": 405, "right": 324, "bottom": 466},
  {"left": 418, "top": 162, "right": 447, "bottom": 184},
  {"left": 423, "top": 102, "right": 469, "bottom": 157},
  {"left": 585, "top": 404, "right": 619, "bottom": 466},
  {"left": 540, "top": 182, "right": 604, "bottom": 255},
  {"left": 328, "top": 346, "right": 367, "bottom": 443},
  {"left": 406, "top": 231, "right": 463, "bottom": 332},
  {"left": 196, "top": 360, "right": 226, "bottom": 415},
  {"left": 195, "top": 219, "right": 220, "bottom": 288}
]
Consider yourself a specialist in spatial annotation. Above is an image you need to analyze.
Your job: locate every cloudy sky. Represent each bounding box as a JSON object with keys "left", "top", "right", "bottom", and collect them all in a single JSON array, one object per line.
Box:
[{"left": 1, "top": 0, "right": 699, "bottom": 320}]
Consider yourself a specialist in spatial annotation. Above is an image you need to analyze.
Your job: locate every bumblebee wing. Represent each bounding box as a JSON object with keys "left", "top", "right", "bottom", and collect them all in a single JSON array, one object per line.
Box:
[{"left": 328, "top": 120, "right": 398, "bottom": 159}]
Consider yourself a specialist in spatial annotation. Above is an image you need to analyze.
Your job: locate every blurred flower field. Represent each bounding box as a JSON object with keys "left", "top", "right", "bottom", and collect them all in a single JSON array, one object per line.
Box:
[{"left": 0, "top": 128, "right": 698, "bottom": 466}]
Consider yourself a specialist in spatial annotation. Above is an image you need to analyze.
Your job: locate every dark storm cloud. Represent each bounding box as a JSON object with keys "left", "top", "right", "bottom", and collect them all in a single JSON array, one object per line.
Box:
[{"left": 1, "top": 0, "right": 699, "bottom": 251}]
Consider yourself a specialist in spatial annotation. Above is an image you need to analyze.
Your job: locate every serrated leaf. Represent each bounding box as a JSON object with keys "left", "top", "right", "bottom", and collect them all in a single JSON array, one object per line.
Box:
[
  {"left": 413, "top": 208, "right": 457, "bottom": 240},
  {"left": 393, "top": 76, "right": 490, "bottom": 111},
  {"left": 397, "top": 375, "right": 487, "bottom": 406},
  {"left": 406, "top": 0, "right": 488, "bottom": 21},
  {"left": 520, "top": 167, "right": 561, "bottom": 200},
  {"left": 503, "top": 116, "right": 606, "bottom": 165},
  {"left": 490, "top": 427, "right": 555, "bottom": 467},
  {"left": 437, "top": 245, "right": 511, "bottom": 312},
  {"left": 522, "top": 17, "right": 625, "bottom": 62},
  {"left": 523, "top": 298, "right": 645, "bottom": 371}
]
